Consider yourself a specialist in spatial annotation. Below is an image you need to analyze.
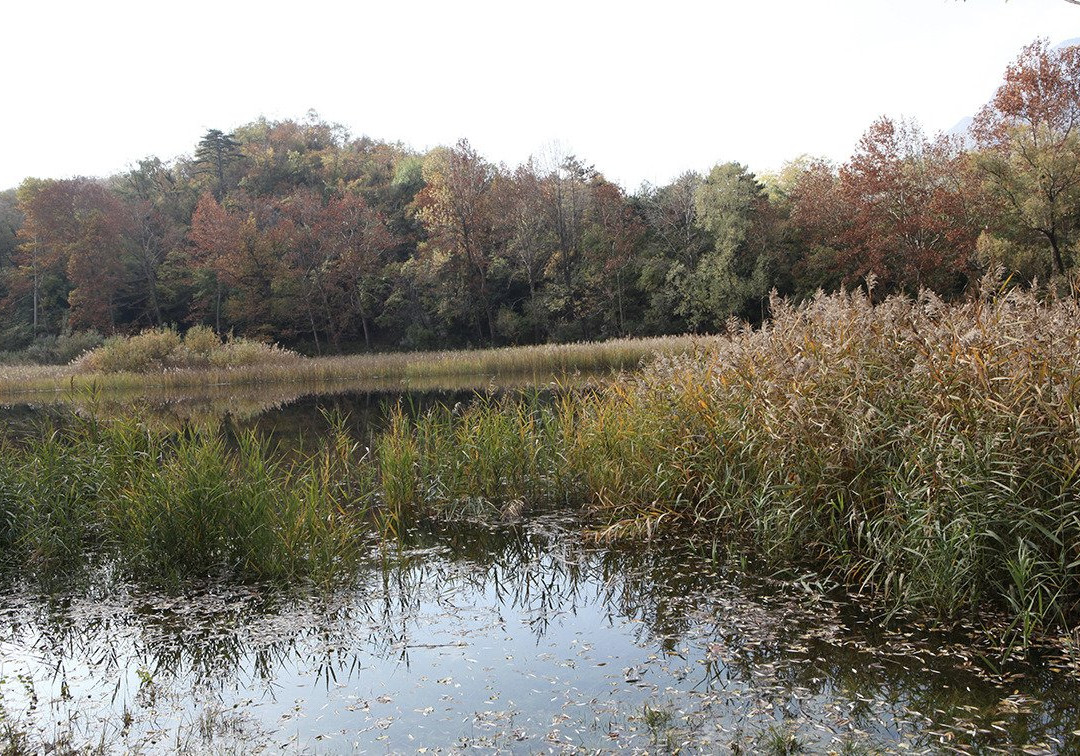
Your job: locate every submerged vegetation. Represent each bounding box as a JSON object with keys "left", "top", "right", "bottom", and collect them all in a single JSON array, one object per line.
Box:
[{"left": 3, "top": 283, "right": 1079, "bottom": 642}]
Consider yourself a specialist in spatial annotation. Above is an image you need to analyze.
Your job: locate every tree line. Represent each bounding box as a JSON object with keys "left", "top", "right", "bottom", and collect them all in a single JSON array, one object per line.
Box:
[{"left": 0, "top": 39, "right": 1076, "bottom": 355}]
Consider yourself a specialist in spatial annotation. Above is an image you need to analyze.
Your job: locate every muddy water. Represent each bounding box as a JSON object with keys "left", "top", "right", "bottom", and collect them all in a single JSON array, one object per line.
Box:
[{"left": 2, "top": 514, "right": 1080, "bottom": 754}]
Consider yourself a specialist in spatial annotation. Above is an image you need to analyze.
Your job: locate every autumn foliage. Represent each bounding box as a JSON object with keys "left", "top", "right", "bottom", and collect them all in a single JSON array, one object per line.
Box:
[{"left": 0, "top": 39, "right": 1077, "bottom": 356}]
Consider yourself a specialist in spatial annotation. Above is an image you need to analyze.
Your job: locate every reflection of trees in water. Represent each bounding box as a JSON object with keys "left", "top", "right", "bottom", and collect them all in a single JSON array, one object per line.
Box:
[
  {"left": 3, "top": 517, "right": 1079, "bottom": 753},
  {"left": 0, "top": 373, "right": 592, "bottom": 444}
]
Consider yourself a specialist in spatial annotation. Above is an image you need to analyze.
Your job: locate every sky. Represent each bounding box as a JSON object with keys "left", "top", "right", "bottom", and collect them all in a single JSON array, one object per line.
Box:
[{"left": 1, "top": 0, "right": 1077, "bottom": 192}]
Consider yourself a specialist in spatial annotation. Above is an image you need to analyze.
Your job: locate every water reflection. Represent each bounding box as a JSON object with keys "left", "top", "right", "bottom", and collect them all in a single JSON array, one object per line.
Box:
[
  {"left": 2, "top": 515, "right": 1079, "bottom": 753},
  {"left": 0, "top": 373, "right": 588, "bottom": 454}
]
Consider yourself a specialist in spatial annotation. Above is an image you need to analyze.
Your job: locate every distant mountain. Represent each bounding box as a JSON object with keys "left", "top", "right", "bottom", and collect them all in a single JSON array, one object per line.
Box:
[
  {"left": 946, "top": 116, "right": 975, "bottom": 148},
  {"left": 943, "top": 39, "right": 1077, "bottom": 147}
]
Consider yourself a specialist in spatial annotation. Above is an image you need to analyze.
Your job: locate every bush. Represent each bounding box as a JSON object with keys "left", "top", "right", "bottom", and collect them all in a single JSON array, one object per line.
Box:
[
  {"left": 180, "top": 325, "right": 221, "bottom": 360},
  {"left": 208, "top": 338, "right": 298, "bottom": 368},
  {"left": 79, "top": 328, "right": 183, "bottom": 372},
  {"left": 75, "top": 327, "right": 299, "bottom": 373}
]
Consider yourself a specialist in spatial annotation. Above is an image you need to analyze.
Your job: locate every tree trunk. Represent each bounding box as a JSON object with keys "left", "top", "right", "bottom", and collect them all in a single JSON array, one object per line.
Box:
[
  {"left": 1048, "top": 230, "right": 1067, "bottom": 276},
  {"left": 308, "top": 305, "right": 321, "bottom": 356},
  {"left": 31, "top": 237, "right": 39, "bottom": 335},
  {"left": 32, "top": 265, "right": 39, "bottom": 335},
  {"left": 215, "top": 281, "right": 222, "bottom": 335},
  {"left": 354, "top": 289, "right": 372, "bottom": 349}
]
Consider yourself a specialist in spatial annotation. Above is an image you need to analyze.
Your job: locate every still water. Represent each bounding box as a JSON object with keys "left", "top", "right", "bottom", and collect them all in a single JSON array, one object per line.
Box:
[{"left": 2, "top": 383, "right": 1080, "bottom": 753}]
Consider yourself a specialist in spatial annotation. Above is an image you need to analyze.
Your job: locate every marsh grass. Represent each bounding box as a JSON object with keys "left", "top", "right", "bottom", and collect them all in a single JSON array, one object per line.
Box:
[
  {"left": 0, "top": 335, "right": 700, "bottom": 398},
  {"left": 4, "top": 282, "right": 1080, "bottom": 636},
  {"left": 0, "top": 414, "right": 371, "bottom": 583},
  {"left": 75, "top": 326, "right": 300, "bottom": 374},
  {"left": 372, "top": 280, "right": 1080, "bottom": 636}
]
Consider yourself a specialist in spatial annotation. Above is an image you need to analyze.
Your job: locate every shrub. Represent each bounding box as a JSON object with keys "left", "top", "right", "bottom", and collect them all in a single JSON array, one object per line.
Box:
[
  {"left": 181, "top": 325, "right": 222, "bottom": 361},
  {"left": 208, "top": 338, "right": 298, "bottom": 368},
  {"left": 75, "top": 327, "right": 299, "bottom": 374},
  {"left": 79, "top": 328, "right": 183, "bottom": 372}
]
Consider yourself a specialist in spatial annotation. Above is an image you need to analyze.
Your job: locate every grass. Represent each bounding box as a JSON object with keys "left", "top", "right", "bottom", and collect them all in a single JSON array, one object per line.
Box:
[
  {"left": 364, "top": 278, "right": 1080, "bottom": 637},
  {"left": 3, "top": 278, "right": 1079, "bottom": 639},
  {"left": 0, "top": 414, "right": 373, "bottom": 584},
  {"left": 0, "top": 334, "right": 702, "bottom": 398},
  {"left": 75, "top": 325, "right": 300, "bottom": 373}
]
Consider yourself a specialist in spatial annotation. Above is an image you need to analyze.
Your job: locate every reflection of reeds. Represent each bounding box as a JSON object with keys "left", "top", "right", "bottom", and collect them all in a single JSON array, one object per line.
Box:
[
  {"left": 7, "top": 518, "right": 1074, "bottom": 754},
  {"left": 0, "top": 335, "right": 699, "bottom": 398}
]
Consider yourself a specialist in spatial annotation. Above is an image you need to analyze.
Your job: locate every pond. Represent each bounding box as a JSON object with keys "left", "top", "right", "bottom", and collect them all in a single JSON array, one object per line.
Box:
[
  {"left": 2, "top": 380, "right": 1080, "bottom": 753},
  {"left": 0, "top": 375, "right": 574, "bottom": 449}
]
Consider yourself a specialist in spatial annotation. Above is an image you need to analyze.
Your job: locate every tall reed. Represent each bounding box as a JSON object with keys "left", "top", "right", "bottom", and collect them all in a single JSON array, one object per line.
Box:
[
  {"left": 0, "top": 335, "right": 701, "bottom": 398},
  {"left": 372, "top": 280, "right": 1080, "bottom": 634},
  {"left": 0, "top": 416, "right": 371, "bottom": 583}
]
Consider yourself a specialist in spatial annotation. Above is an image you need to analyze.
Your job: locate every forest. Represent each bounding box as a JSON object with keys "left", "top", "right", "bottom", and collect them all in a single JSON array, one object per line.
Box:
[{"left": 0, "top": 38, "right": 1076, "bottom": 358}]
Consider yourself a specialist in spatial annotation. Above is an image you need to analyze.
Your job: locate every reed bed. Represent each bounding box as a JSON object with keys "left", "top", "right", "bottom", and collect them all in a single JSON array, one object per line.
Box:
[
  {"left": 74, "top": 325, "right": 301, "bottom": 374},
  {"left": 4, "top": 282, "right": 1079, "bottom": 637},
  {"left": 0, "top": 416, "right": 373, "bottom": 583},
  {"left": 375, "top": 281, "right": 1080, "bottom": 637},
  {"left": 0, "top": 335, "right": 700, "bottom": 398}
]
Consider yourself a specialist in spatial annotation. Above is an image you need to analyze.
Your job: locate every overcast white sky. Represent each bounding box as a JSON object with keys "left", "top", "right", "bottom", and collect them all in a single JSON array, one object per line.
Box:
[{"left": 1, "top": 0, "right": 1076, "bottom": 192}]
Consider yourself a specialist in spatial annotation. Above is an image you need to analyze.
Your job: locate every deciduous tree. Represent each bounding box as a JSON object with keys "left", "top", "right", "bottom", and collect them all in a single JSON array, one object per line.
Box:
[
  {"left": 415, "top": 140, "right": 500, "bottom": 342},
  {"left": 973, "top": 39, "right": 1080, "bottom": 277}
]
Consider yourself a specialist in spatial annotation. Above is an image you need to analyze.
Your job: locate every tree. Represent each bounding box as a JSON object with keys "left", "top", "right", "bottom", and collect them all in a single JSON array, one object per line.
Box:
[
  {"left": 496, "top": 159, "right": 555, "bottom": 341},
  {"left": 582, "top": 177, "right": 644, "bottom": 337},
  {"left": 188, "top": 193, "right": 240, "bottom": 333},
  {"left": 195, "top": 129, "right": 242, "bottom": 201},
  {"left": 788, "top": 159, "right": 851, "bottom": 296},
  {"left": 0, "top": 190, "right": 24, "bottom": 342},
  {"left": 637, "top": 172, "right": 711, "bottom": 332},
  {"left": 973, "top": 39, "right": 1080, "bottom": 277},
  {"left": 415, "top": 140, "right": 501, "bottom": 342},
  {"left": 13, "top": 178, "right": 130, "bottom": 333},
  {"left": 323, "top": 193, "right": 396, "bottom": 350},
  {"left": 65, "top": 183, "right": 130, "bottom": 330},
  {"left": 792, "top": 118, "right": 980, "bottom": 296},
  {"left": 12, "top": 179, "right": 74, "bottom": 334},
  {"left": 677, "top": 162, "right": 774, "bottom": 327},
  {"left": 541, "top": 152, "right": 594, "bottom": 340},
  {"left": 113, "top": 158, "right": 184, "bottom": 326},
  {"left": 275, "top": 189, "right": 395, "bottom": 351}
]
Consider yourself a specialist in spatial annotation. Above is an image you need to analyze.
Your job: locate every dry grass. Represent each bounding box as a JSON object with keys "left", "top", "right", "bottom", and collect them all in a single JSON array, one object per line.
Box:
[
  {"left": 5, "top": 280, "right": 1079, "bottom": 639},
  {"left": 0, "top": 335, "right": 702, "bottom": 399},
  {"left": 373, "top": 277, "right": 1080, "bottom": 637},
  {"left": 75, "top": 326, "right": 301, "bottom": 373}
]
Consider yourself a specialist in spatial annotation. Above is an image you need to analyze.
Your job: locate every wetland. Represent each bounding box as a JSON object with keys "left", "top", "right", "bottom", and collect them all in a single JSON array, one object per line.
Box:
[{"left": 3, "top": 286, "right": 1080, "bottom": 753}]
